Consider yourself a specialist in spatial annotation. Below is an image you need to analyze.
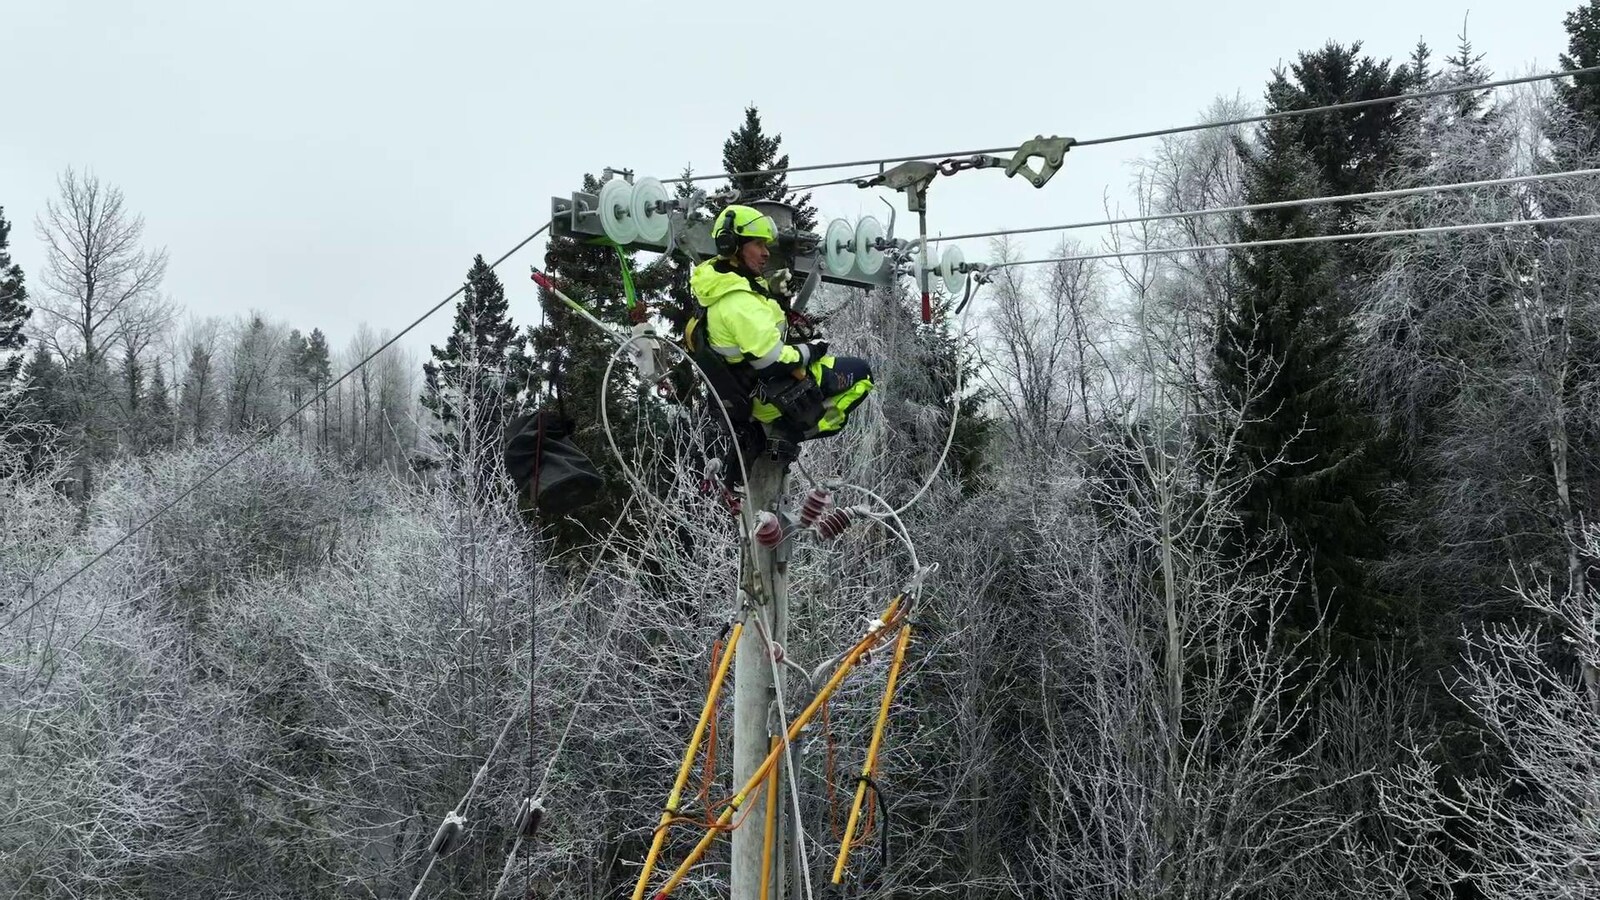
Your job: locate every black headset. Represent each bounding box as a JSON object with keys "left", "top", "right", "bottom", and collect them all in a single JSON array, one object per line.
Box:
[{"left": 714, "top": 206, "right": 739, "bottom": 257}]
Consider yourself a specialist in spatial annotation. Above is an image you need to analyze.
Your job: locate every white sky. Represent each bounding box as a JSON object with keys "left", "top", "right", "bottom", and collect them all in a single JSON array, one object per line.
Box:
[{"left": 0, "top": 0, "right": 1581, "bottom": 360}]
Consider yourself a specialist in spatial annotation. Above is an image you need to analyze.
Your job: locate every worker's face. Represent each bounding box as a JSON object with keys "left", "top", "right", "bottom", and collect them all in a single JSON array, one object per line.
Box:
[{"left": 737, "top": 238, "right": 770, "bottom": 273}]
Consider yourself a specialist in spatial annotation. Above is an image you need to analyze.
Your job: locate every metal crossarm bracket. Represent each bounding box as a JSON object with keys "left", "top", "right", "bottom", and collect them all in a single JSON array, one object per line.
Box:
[{"left": 854, "top": 161, "right": 940, "bottom": 211}]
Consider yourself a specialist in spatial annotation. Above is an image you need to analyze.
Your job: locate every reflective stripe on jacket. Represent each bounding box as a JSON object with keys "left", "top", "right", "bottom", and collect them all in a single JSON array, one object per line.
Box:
[{"left": 688, "top": 259, "right": 804, "bottom": 373}]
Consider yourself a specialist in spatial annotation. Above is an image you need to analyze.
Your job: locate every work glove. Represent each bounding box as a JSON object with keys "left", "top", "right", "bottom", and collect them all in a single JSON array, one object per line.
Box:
[
  {"left": 767, "top": 267, "right": 796, "bottom": 300},
  {"left": 786, "top": 309, "right": 819, "bottom": 340},
  {"left": 792, "top": 339, "right": 829, "bottom": 368}
]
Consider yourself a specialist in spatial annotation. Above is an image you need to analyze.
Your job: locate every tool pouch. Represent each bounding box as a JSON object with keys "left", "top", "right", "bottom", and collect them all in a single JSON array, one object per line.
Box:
[{"left": 756, "top": 375, "right": 825, "bottom": 432}]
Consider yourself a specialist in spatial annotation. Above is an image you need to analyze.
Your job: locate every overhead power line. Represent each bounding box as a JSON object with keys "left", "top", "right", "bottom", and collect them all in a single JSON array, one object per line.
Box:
[
  {"left": 929, "top": 167, "right": 1600, "bottom": 245},
  {"left": 671, "top": 65, "right": 1600, "bottom": 187},
  {"left": 993, "top": 212, "right": 1600, "bottom": 269},
  {"left": 5, "top": 223, "right": 553, "bottom": 633}
]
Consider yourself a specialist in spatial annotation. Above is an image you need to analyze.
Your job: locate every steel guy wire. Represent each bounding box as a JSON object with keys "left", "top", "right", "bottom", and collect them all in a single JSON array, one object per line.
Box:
[
  {"left": 668, "top": 65, "right": 1600, "bottom": 186},
  {"left": 927, "top": 167, "right": 1600, "bottom": 245},
  {"left": 7, "top": 223, "right": 554, "bottom": 632},
  {"left": 992, "top": 212, "right": 1600, "bottom": 269},
  {"left": 413, "top": 500, "right": 640, "bottom": 900}
]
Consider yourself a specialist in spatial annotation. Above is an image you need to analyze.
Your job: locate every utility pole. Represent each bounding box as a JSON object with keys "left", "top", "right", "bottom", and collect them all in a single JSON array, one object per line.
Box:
[{"left": 731, "top": 454, "right": 790, "bottom": 900}]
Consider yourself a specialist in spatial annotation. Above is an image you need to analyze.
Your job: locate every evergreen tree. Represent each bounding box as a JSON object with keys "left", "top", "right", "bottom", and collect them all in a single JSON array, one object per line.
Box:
[
  {"left": 421, "top": 255, "right": 532, "bottom": 486},
  {"left": 1443, "top": 32, "right": 1493, "bottom": 119},
  {"left": 1217, "top": 44, "right": 1409, "bottom": 649},
  {"left": 1556, "top": 0, "right": 1600, "bottom": 139},
  {"left": 718, "top": 106, "right": 818, "bottom": 232},
  {"left": 304, "top": 329, "right": 332, "bottom": 451},
  {"left": 14, "top": 347, "right": 69, "bottom": 473},
  {"left": 180, "top": 346, "right": 218, "bottom": 441},
  {"left": 529, "top": 174, "right": 665, "bottom": 532},
  {"left": 116, "top": 349, "right": 145, "bottom": 452},
  {"left": 1262, "top": 42, "right": 1414, "bottom": 233},
  {"left": 146, "top": 365, "right": 174, "bottom": 450},
  {"left": 281, "top": 328, "right": 310, "bottom": 444},
  {"left": 0, "top": 206, "right": 29, "bottom": 399}
]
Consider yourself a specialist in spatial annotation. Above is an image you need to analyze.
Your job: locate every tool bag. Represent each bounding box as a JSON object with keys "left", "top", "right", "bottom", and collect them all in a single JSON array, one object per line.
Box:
[{"left": 503, "top": 409, "right": 603, "bottom": 515}]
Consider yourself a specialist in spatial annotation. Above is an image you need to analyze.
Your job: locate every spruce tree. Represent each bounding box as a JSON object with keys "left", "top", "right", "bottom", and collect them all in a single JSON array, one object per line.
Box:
[
  {"left": 1557, "top": 0, "right": 1600, "bottom": 138},
  {"left": 1263, "top": 42, "right": 1413, "bottom": 232},
  {"left": 0, "top": 206, "right": 29, "bottom": 397},
  {"left": 180, "top": 346, "right": 217, "bottom": 441},
  {"left": 718, "top": 106, "right": 818, "bottom": 232},
  {"left": 116, "top": 350, "right": 145, "bottom": 452},
  {"left": 1218, "top": 44, "right": 1408, "bottom": 649},
  {"left": 15, "top": 348, "right": 69, "bottom": 473},
  {"left": 421, "top": 254, "right": 532, "bottom": 487},
  {"left": 529, "top": 173, "right": 668, "bottom": 532},
  {"left": 304, "top": 329, "right": 332, "bottom": 451},
  {"left": 281, "top": 328, "right": 310, "bottom": 445},
  {"left": 146, "top": 365, "right": 174, "bottom": 450}
]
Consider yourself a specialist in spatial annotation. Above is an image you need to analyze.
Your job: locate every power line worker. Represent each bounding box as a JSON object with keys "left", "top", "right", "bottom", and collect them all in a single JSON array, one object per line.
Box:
[{"left": 684, "top": 204, "right": 874, "bottom": 465}]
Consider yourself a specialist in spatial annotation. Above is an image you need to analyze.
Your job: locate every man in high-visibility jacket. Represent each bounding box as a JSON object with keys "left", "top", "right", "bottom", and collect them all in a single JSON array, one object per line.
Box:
[{"left": 686, "top": 204, "right": 874, "bottom": 461}]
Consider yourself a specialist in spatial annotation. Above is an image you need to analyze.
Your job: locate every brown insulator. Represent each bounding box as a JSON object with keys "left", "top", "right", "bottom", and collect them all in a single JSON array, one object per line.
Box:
[
  {"left": 799, "top": 488, "right": 833, "bottom": 527},
  {"left": 755, "top": 511, "right": 783, "bottom": 548},
  {"left": 815, "top": 507, "right": 853, "bottom": 540}
]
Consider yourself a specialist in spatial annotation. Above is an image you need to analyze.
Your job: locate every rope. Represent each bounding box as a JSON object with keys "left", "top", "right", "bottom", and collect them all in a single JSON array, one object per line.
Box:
[
  {"left": 598, "top": 332, "right": 763, "bottom": 553},
  {"left": 7, "top": 223, "right": 553, "bottom": 632},
  {"left": 857, "top": 776, "right": 891, "bottom": 883},
  {"left": 667, "top": 66, "right": 1600, "bottom": 185},
  {"left": 406, "top": 697, "right": 525, "bottom": 900},
  {"left": 489, "top": 829, "right": 530, "bottom": 899},
  {"left": 836, "top": 277, "right": 984, "bottom": 526},
  {"left": 533, "top": 567, "right": 638, "bottom": 799},
  {"left": 928, "top": 167, "right": 1600, "bottom": 245},
  {"left": 521, "top": 484, "right": 544, "bottom": 900},
  {"left": 428, "top": 499, "right": 640, "bottom": 900},
  {"left": 699, "top": 634, "right": 727, "bottom": 813},
  {"left": 995, "top": 212, "right": 1600, "bottom": 269}
]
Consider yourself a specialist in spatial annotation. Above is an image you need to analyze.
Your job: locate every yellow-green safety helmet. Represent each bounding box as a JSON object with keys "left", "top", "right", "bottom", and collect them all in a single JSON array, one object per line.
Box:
[{"left": 712, "top": 204, "right": 778, "bottom": 256}]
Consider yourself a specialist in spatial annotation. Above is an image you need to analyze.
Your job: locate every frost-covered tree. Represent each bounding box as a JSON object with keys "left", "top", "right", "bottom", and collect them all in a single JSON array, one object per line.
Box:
[
  {"left": 0, "top": 205, "right": 29, "bottom": 401},
  {"left": 226, "top": 313, "right": 288, "bottom": 433},
  {"left": 422, "top": 254, "right": 530, "bottom": 490},
  {"left": 30, "top": 168, "right": 171, "bottom": 497},
  {"left": 1385, "top": 526, "right": 1600, "bottom": 898}
]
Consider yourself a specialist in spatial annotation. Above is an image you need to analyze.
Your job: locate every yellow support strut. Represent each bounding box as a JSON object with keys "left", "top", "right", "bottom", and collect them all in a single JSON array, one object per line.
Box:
[
  {"left": 630, "top": 619, "right": 745, "bottom": 900},
  {"left": 831, "top": 620, "right": 913, "bottom": 884},
  {"left": 648, "top": 596, "right": 906, "bottom": 900},
  {"left": 759, "top": 735, "right": 779, "bottom": 900}
]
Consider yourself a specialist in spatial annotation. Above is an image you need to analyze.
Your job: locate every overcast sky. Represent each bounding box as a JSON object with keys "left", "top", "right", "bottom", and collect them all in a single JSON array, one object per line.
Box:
[{"left": 0, "top": 0, "right": 1582, "bottom": 362}]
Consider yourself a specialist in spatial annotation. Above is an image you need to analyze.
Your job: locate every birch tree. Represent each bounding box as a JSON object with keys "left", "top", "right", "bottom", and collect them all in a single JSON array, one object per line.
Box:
[{"left": 30, "top": 168, "right": 171, "bottom": 497}]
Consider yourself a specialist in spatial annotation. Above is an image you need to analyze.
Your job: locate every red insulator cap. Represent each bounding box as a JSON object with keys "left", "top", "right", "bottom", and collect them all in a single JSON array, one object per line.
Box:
[
  {"left": 799, "top": 488, "right": 832, "bottom": 527},
  {"left": 755, "top": 511, "right": 783, "bottom": 548}
]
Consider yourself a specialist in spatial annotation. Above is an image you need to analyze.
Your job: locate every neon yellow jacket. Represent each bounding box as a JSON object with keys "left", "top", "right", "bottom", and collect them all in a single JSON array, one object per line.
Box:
[{"left": 689, "top": 259, "right": 809, "bottom": 374}]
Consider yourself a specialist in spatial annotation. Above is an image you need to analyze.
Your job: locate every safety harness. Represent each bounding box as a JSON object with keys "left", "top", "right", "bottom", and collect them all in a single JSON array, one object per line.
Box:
[{"left": 681, "top": 260, "right": 824, "bottom": 433}]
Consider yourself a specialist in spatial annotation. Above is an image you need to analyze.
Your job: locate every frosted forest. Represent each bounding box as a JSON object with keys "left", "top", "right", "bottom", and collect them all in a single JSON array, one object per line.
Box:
[{"left": 5, "top": 10, "right": 1600, "bottom": 900}]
